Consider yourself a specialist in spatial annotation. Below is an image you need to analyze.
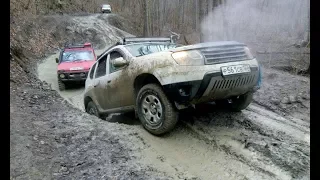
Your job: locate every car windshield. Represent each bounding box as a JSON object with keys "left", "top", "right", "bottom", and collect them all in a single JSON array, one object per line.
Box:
[
  {"left": 61, "top": 50, "right": 94, "bottom": 62},
  {"left": 102, "top": 5, "right": 110, "bottom": 8},
  {"left": 125, "top": 43, "right": 179, "bottom": 57}
]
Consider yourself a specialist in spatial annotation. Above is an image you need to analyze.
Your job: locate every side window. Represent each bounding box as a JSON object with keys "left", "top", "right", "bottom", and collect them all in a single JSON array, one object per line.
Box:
[
  {"left": 109, "top": 51, "right": 124, "bottom": 73},
  {"left": 95, "top": 55, "right": 107, "bottom": 78},
  {"left": 89, "top": 63, "right": 97, "bottom": 79}
]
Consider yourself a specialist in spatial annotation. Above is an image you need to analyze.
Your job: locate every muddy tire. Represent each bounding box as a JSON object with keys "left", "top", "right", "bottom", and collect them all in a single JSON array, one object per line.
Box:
[
  {"left": 86, "top": 101, "right": 107, "bottom": 120},
  {"left": 136, "top": 84, "right": 178, "bottom": 135},
  {"left": 229, "top": 92, "right": 253, "bottom": 112},
  {"left": 58, "top": 79, "right": 66, "bottom": 91}
]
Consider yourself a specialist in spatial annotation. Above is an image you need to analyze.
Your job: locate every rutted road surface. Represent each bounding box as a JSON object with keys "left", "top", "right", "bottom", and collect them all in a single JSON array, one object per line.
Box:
[{"left": 37, "top": 14, "right": 309, "bottom": 180}]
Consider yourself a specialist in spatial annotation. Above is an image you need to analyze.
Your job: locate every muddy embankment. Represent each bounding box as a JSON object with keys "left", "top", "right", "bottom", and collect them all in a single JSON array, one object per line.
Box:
[{"left": 11, "top": 14, "right": 310, "bottom": 180}]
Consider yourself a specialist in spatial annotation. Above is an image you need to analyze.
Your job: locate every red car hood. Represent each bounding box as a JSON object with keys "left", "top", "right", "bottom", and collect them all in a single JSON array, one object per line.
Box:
[{"left": 58, "top": 60, "right": 95, "bottom": 72}]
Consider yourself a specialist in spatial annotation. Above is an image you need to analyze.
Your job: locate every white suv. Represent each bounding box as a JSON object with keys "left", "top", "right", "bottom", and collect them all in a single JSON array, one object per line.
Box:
[
  {"left": 101, "top": 4, "right": 111, "bottom": 13},
  {"left": 84, "top": 37, "right": 262, "bottom": 135}
]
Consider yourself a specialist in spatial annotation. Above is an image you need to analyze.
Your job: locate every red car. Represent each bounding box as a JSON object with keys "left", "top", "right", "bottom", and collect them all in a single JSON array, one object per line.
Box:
[{"left": 56, "top": 43, "right": 97, "bottom": 91}]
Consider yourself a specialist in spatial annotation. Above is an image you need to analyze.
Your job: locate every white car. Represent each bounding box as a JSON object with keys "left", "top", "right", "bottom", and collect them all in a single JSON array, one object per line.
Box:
[
  {"left": 84, "top": 37, "right": 262, "bottom": 135},
  {"left": 101, "top": 4, "right": 111, "bottom": 13}
]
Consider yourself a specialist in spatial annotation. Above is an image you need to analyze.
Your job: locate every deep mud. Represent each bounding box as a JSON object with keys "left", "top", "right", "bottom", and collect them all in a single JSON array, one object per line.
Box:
[
  {"left": 10, "top": 84, "right": 170, "bottom": 180},
  {"left": 12, "top": 14, "right": 310, "bottom": 180}
]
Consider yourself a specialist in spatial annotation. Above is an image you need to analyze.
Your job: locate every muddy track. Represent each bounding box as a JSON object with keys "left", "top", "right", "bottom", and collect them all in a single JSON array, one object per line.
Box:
[{"left": 34, "top": 14, "right": 309, "bottom": 180}]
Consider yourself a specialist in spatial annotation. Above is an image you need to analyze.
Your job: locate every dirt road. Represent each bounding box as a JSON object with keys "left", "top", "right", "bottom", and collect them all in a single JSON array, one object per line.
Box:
[{"left": 34, "top": 14, "right": 310, "bottom": 180}]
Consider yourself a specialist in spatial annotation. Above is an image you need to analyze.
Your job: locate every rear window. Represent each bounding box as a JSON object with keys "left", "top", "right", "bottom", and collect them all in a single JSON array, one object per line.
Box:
[
  {"left": 61, "top": 50, "right": 94, "bottom": 62},
  {"left": 125, "top": 43, "right": 178, "bottom": 57}
]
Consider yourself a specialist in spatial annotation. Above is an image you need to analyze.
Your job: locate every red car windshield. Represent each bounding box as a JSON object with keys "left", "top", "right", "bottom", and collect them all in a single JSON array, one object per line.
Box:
[{"left": 61, "top": 50, "right": 94, "bottom": 62}]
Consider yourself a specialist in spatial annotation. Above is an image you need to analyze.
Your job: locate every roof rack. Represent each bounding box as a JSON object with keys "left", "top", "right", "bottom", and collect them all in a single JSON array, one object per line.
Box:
[
  {"left": 122, "top": 37, "right": 171, "bottom": 45},
  {"left": 64, "top": 42, "right": 92, "bottom": 49}
]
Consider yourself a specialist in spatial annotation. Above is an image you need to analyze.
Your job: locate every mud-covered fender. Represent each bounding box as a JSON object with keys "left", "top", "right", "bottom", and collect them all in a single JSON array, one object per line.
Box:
[{"left": 150, "top": 70, "right": 166, "bottom": 85}]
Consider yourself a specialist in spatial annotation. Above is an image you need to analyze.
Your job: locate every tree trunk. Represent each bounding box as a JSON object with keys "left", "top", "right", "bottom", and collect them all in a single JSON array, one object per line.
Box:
[
  {"left": 195, "top": 0, "right": 199, "bottom": 31},
  {"left": 143, "top": 0, "right": 149, "bottom": 36},
  {"left": 221, "top": 0, "right": 230, "bottom": 40},
  {"left": 199, "top": 0, "right": 206, "bottom": 42}
]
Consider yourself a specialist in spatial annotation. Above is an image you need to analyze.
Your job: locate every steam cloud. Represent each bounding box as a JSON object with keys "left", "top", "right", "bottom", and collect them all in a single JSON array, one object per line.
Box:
[{"left": 201, "top": 0, "right": 309, "bottom": 50}]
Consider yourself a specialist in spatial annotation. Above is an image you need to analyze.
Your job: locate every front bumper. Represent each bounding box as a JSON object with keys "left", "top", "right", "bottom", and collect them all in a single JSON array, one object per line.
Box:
[
  {"left": 58, "top": 71, "right": 89, "bottom": 82},
  {"left": 162, "top": 66, "right": 260, "bottom": 105},
  {"left": 102, "top": 9, "right": 111, "bottom": 12}
]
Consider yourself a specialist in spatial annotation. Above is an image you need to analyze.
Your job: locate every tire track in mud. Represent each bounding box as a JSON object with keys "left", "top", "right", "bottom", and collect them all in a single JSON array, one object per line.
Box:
[
  {"left": 181, "top": 103, "right": 309, "bottom": 179},
  {"left": 37, "top": 14, "right": 309, "bottom": 180}
]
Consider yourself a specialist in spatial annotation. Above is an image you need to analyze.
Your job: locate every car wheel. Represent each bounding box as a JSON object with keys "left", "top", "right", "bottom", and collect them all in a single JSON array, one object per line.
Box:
[
  {"left": 58, "top": 79, "right": 66, "bottom": 91},
  {"left": 136, "top": 84, "right": 178, "bottom": 135},
  {"left": 86, "top": 101, "right": 107, "bottom": 120},
  {"left": 229, "top": 92, "right": 253, "bottom": 112}
]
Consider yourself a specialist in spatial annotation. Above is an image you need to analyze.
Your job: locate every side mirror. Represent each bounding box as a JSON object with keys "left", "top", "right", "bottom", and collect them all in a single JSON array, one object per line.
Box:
[
  {"left": 113, "top": 57, "right": 129, "bottom": 67},
  {"left": 55, "top": 58, "right": 59, "bottom": 63}
]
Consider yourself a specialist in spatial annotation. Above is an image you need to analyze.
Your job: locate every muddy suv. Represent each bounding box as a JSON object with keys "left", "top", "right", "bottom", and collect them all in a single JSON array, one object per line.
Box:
[
  {"left": 84, "top": 37, "right": 261, "bottom": 135},
  {"left": 56, "top": 43, "right": 97, "bottom": 91}
]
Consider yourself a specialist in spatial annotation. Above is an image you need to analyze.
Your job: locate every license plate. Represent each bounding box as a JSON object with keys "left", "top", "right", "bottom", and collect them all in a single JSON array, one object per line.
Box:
[
  {"left": 70, "top": 67, "right": 84, "bottom": 71},
  {"left": 221, "top": 65, "right": 251, "bottom": 76}
]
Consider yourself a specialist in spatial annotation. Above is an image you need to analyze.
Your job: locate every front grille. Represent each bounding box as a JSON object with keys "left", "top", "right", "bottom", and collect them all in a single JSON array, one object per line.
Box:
[
  {"left": 200, "top": 46, "right": 248, "bottom": 64},
  {"left": 69, "top": 72, "right": 86, "bottom": 76},
  {"left": 202, "top": 74, "right": 257, "bottom": 97},
  {"left": 65, "top": 72, "right": 88, "bottom": 79},
  {"left": 211, "top": 74, "right": 256, "bottom": 90}
]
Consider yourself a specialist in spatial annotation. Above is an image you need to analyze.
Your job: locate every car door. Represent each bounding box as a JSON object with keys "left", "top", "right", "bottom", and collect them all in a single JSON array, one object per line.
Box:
[
  {"left": 103, "top": 48, "right": 133, "bottom": 109},
  {"left": 91, "top": 53, "right": 110, "bottom": 110}
]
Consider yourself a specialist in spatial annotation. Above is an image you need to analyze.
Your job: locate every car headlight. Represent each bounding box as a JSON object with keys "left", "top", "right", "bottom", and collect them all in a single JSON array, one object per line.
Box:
[
  {"left": 59, "top": 74, "right": 65, "bottom": 78},
  {"left": 244, "top": 47, "right": 254, "bottom": 59},
  {"left": 171, "top": 50, "right": 204, "bottom": 65}
]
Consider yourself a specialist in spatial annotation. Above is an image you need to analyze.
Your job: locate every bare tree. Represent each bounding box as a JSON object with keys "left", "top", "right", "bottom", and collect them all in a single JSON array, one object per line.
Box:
[{"left": 199, "top": 0, "right": 206, "bottom": 42}]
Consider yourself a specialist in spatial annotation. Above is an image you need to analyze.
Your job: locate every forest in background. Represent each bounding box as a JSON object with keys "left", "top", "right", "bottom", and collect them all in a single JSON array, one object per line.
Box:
[
  {"left": 10, "top": 0, "right": 310, "bottom": 73},
  {"left": 10, "top": 0, "right": 310, "bottom": 44}
]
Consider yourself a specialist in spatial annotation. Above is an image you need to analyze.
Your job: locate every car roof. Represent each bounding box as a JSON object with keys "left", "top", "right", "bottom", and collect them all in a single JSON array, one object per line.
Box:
[
  {"left": 123, "top": 42, "right": 176, "bottom": 46},
  {"left": 63, "top": 43, "right": 94, "bottom": 52},
  {"left": 64, "top": 47, "right": 93, "bottom": 51},
  {"left": 97, "top": 42, "right": 178, "bottom": 57}
]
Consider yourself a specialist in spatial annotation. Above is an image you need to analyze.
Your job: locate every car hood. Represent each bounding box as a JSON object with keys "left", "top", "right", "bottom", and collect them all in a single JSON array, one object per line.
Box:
[
  {"left": 58, "top": 60, "right": 95, "bottom": 72},
  {"left": 169, "top": 41, "right": 246, "bottom": 52}
]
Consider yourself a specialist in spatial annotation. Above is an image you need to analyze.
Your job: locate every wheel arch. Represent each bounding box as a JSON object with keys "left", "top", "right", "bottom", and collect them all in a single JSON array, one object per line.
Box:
[
  {"left": 84, "top": 96, "right": 93, "bottom": 110},
  {"left": 133, "top": 73, "right": 162, "bottom": 97}
]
